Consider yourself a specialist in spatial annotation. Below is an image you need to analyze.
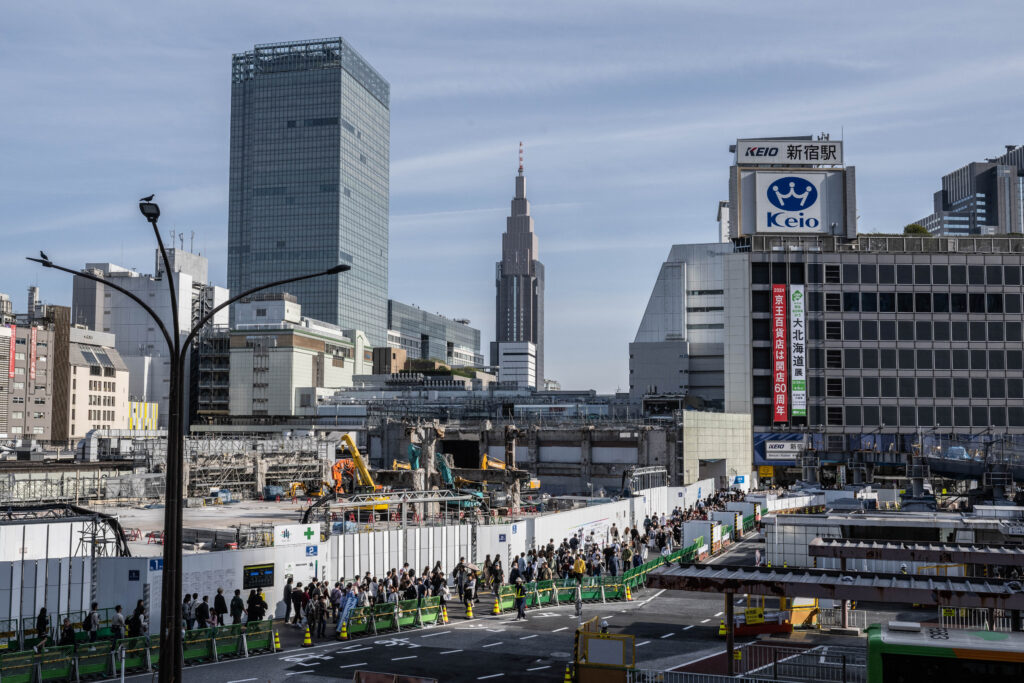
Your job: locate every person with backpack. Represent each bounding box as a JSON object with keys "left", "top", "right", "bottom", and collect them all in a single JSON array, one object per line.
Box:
[
  {"left": 111, "top": 605, "right": 125, "bottom": 641},
  {"left": 87, "top": 602, "right": 100, "bottom": 642},
  {"left": 35, "top": 608, "right": 48, "bottom": 643},
  {"left": 230, "top": 589, "right": 246, "bottom": 625}
]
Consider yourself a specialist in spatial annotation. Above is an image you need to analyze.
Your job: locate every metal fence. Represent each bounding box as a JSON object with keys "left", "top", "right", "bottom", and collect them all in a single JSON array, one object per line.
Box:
[
  {"left": 629, "top": 672, "right": 763, "bottom": 683},
  {"left": 816, "top": 607, "right": 868, "bottom": 630},
  {"left": 738, "top": 644, "right": 866, "bottom": 683},
  {"left": 938, "top": 606, "right": 1016, "bottom": 631}
]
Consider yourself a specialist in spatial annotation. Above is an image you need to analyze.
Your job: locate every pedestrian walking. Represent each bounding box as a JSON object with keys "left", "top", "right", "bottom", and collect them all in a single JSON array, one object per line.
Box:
[
  {"left": 513, "top": 578, "right": 527, "bottom": 620},
  {"left": 111, "top": 605, "right": 125, "bottom": 641},
  {"left": 87, "top": 603, "right": 100, "bottom": 642},
  {"left": 214, "top": 588, "right": 228, "bottom": 626},
  {"left": 230, "top": 589, "right": 246, "bottom": 625}
]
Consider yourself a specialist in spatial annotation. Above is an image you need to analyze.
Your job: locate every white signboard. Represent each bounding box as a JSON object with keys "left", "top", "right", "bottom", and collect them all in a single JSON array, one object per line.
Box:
[
  {"left": 755, "top": 172, "right": 827, "bottom": 233},
  {"left": 274, "top": 523, "right": 321, "bottom": 547},
  {"left": 789, "top": 286, "right": 806, "bottom": 417},
  {"left": 736, "top": 139, "right": 842, "bottom": 166},
  {"left": 764, "top": 441, "right": 804, "bottom": 460}
]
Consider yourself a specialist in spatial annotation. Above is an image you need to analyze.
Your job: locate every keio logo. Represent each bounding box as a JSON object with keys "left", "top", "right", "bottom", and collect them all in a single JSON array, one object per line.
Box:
[{"left": 767, "top": 177, "right": 818, "bottom": 211}]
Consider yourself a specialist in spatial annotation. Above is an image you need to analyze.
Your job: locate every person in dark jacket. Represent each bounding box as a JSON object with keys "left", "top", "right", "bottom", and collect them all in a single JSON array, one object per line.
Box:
[
  {"left": 214, "top": 588, "right": 228, "bottom": 626},
  {"left": 35, "top": 608, "right": 48, "bottom": 642},
  {"left": 291, "top": 583, "right": 304, "bottom": 625},
  {"left": 247, "top": 590, "right": 267, "bottom": 622},
  {"left": 230, "top": 589, "right": 246, "bottom": 624},
  {"left": 195, "top": 596, "right": 211, "bottom": 629},
  {"left": 59, "top": 618, "right": 75, "bottom": 648}
]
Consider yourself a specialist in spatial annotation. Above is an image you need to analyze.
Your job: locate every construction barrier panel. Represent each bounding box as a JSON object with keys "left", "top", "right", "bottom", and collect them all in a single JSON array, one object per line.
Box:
[
  {"left": 497, "top": 584, "right": 517, "bottom": 612},
  {"left": 417, "top": 598, "right": 441, "bottom": 627},
  {"left": 213, "top": 623, "right": 244, "bottom": 659},
  {"left": 38, "top": 646, "right": 75, "bottom": 682},
  {"left": 371, "top": 603, "right": 398, "bottom": 633},
  {"left": 601, "top": 577, "right": 626, "bottom": 601},
  {"left": 0, "top": 619, "right": 18, "bottom": 653},
  {"left": 243, "top": 619, "right": 274, "bottom": 654},
  {"left": 345, "top": 607, "right": 373, "bottom": 637},
  {"left": 580, "top": 577, "right": 603, "bottom": 602},
  {"left": 535, "top": 580, "right": 555, "bottom": 606},
  {"left": 0, "top": 650, "right": 36, "bottom": 683},
  {"left": 116, "top": 637, "right": 152, "bottom": 673},
  {"left": 182, "top": 627, "right": 215, "bottom": 665},
  {"left": 396, "top": 600, "right": 420, "bottom": 630},
  {"left": 74, "top": 641, "right": 114, "bottom": 678},
  {"left": 743, "top": 514, "right": 756, "bottom": 532},
  {"left": 554, "top": 579, "right": 578, "bottom": 603}
]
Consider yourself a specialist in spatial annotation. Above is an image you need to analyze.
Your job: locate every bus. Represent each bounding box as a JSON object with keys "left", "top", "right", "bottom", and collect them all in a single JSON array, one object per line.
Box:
[{"left": 867, "top": 622, "right": 1024, "bottom": 682}]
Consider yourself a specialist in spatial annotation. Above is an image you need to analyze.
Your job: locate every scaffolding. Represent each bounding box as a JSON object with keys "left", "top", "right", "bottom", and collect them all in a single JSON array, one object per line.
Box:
[{"left": 183, "top": 434, "right": 331, "bottom": 498}]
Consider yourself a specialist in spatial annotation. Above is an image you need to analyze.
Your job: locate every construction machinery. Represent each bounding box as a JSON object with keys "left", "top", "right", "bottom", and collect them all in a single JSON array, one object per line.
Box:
[{"left": 300, "top": 434, "right": 387, "bottom": 523}]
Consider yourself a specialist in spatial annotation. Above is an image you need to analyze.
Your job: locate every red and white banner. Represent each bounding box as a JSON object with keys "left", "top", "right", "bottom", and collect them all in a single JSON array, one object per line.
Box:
[
  {"left": 29, "top": 327, "right": 37, "bottom": 381},
  {"left": 7, "top": 325, "right": 15, "bottom": 379},
  {"left": 771, "top": 284, "right": 788, "bottom": 422}
]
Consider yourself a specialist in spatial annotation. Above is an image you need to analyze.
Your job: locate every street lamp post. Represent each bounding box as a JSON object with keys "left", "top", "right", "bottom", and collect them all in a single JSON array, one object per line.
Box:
[{"left": 28, "top": 198, "right": 350, "bottom": 683}]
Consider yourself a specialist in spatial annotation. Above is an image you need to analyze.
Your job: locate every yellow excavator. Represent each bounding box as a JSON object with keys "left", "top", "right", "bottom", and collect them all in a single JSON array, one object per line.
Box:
[{"left": 301, "top": 434, "right": 388, "bottom": 523}]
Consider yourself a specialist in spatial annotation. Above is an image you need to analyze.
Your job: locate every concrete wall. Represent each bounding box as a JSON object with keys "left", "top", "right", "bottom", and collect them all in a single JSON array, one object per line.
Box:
[{"left": 681, "top": 411, "right": 752, "bottom": 485}]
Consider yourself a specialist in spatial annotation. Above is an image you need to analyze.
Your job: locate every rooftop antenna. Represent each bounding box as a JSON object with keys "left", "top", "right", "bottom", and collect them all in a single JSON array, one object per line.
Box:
[
  {"left": 190, "top": 231, "right": 195, "bottom": 253},
  {"left": 518, "top": 141, "right": 523, "bottom": 175}
]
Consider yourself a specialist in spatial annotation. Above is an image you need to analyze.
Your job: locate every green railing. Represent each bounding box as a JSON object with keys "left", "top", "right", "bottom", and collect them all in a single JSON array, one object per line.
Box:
[{"left": 743, "top": 514, "right": 756, "bottom": 532}]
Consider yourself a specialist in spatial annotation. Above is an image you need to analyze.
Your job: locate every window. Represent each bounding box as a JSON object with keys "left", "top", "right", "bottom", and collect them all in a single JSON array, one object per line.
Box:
[
  {"left": 843, "top": 264, "right": 859, "bottom": 284},
  {"left": 933, "top": 322, "right": 949, "bottom": 341},
  {"left": 970, "top": 322, "right": 986, "bottom": 342},
  {"left": 916, "top": 321, "right": 931, "bottom": 340},
  {"left": 880, "top": 320, "right": 896, "bottom": 340},
  {"left": 860, "top": 265, "right": 876, "bottom": 283},
  {"left": 914, "top": 264, "right": 930, "bottom": 285},
  {"left": 897, "top": 293, "right": 914, "bottom": 312},
  {"left": 954, "top": 406, "right": 970, "bottom": 427},
  {"left": 953, "top": 349, "right": 969, "bottom": 370},
  {"left": 751, "top": 291, "right": 770, "bottom": 312},
  {"left": 807, "top": 291, "right": 823, "bottom": 312},
  {"left": 826, "top": 350, "right": 842, "bottom": 369},
  {"left": 899, "top": 349, "right": 914, "bottom": 369},
  {"left": 882, "top": 405, "right": 898, "bottom": 426},
  {"left": 1009, "top": 350, "right": 1023, "bottom": 370},
  {"left": 878, "top": 292, "right": 895, "bottom": 313},
  {"left": 825, "top": 265, "right": 840, "bottom": 284},
  {"left": 861, "top": 292, "right": 877, "bottom": 312},
  {"left": 881, "top": 377, "right": 897, "bottom": 397},
  {"left": 987, "top": 293, "right": 1003, "bottom": 314},
  {"left": 772, "top": 262, "right": 788, "bottom": 284},
  {"left": 915, "top": 293, "right": 931, "bottom": 313},
  {"left": 1005, "top": 265, "right": 1021, "bottom": 285},
  {"left": 845, "top": 377, "right": 861, "bottom": 398},
  {"left": 933, "top": 293, "right": 949, "bottom": 313},
  {"left": 968, "top": 265, "right": 984, "bottom": 285},
  {"left": 917, "top": 378, "right": 933, "bottom": 398},
  {"left": 990, "top": 378, "right": 1005, "bottom": 399},
  {"left": 950, "top": 265, "right": 966, "bottom": 284},
  {"left": 990, "top": 350, "right": 1004, "bottom": 370},
  {"left": 918, "top": 407, "right": 934, "bottom": 426},
  {"left": 845, "top": 348, "right": 860, "bottom": 369},
  {"left": 826, "top": 378, "right": 843, "bottom": 397},
  {"left": 986, "top": 265, "right": 1002, "bottom": 285},
  {"left": 825, "top": 321, "right": 842, "bottom": 340},
  {"left": 753, "top": 349, "right": 771, "bottom": 369},
  {"left": 863, "top": 405, "right": 879, "bottom": 426},
  {"left": 952, "top": 322, "right": 968, "bottom": 341},
  {"left": 845, "top": 406, "right": 861, "bottom": 426},
  {"left": 863, "top": 377, "right": 879, "bottom": 397},
  {"left": 935, "top": 378, "right": 951, "bottom": 398},
  {"left": 752, "top": 319, "right": 770, "bottom": 341},
  {"left": 1006, "top": 294, "right": 1021, "bottom": 314},
  {"left": 255, "top": 308, "right": 267, "bottom": 317},
  {"left": 843, "top": 292, "right": 859, "bottom": 312},
  {"left": 934, "top": 349, "right": 950, "bottom": 369},
  {"left": 881, "top": 349, "right": 897, "bottom": 368},
  {"left": 844, "top": 321, "right": 860, "bottom": 341},
  {"left": 951, "top": 293, "right": 967, "bottom": 313},
  {"left": 806, "top": 264, "right": 821, "bottom": 284},
  {"left": 898, "top": 321, "right": 914, "bottom": 341},
  {"left": 878, "top": 264, "right": 894, "bottom": 284},
  {"left": 989, "top": 322, "right": 1004, "bottom": 342},
  {"left": 896, "top": 264, "right": 913, "bottom": 284},
  {"left": 826, "top": 406, "right": 843, "bottom": 426},
  {"left": 31, "top": 427, "right": 43, "bottom": 435},
  {"left": 752, "top": 263, "right": 770, "bottom": 284},
  {"left": 932, "top": 265, "right": 948, "bottom": 284},
  {"left": 862, "top": 348, "right": 878, "bottom": 368},
  {"left": 861, "top": 321, "right": 878, "bottom": 341},
  {"left": 11, "top": 427, "right": 21, "bottom": 434},
  {"left": 972, "top": 407, "right": 988, "bottom": 427},
  {"left": 917, "top": 350, "right": 932, "bottom": 369},
  {"left": 825, "top": 293, "right": 841, "bottom": 312},
  {"left": 900, "top": 406, "right": 915, "bottom": 426}
]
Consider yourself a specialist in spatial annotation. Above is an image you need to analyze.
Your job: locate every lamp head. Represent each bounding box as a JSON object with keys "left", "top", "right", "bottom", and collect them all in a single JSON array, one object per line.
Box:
[
  {"left": 327, "top": 264, "right": 352, "bottom": 275},
  {"left": 139, "top": 201, "right": 160, "bottom": 224}
]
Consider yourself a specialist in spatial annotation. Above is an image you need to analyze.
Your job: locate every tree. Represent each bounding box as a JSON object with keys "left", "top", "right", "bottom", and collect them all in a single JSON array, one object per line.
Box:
[{"left": 903, "top": 223, "right": 930, "bottom": 236}]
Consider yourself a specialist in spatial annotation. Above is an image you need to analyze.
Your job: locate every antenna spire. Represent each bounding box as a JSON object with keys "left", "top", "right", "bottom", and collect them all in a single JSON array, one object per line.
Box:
[{"left": 518, "top": 141, "right": 523, "bottom": 175}]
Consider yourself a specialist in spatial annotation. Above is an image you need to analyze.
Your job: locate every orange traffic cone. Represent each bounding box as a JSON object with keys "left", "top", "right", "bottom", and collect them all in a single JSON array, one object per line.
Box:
[
  {"left": 273, "top": 630, "right": 281, "bottom": 652},
  {"left": 442, "top": 605, "right": 449, "bottom": 624},
  {"left": 337, "top": 620, "right": 348, "bottom": 641},
  {"left": 466, "top": 601, "right": 474, "bottom": 619},
  {"left": 492, "top": 597, "right": 501, "bottom": 615},
  {"left": 301, "top": 625, "right": 313, "bottom": 647},
  {"left": 563, "top": 663, "right": 572, "bottom": 682},
  {"left": 625, "top": 585, "right": 632, "bottom": 601},
  {"left": 718, "top": 620, "right": 726, "bottom": 637}
]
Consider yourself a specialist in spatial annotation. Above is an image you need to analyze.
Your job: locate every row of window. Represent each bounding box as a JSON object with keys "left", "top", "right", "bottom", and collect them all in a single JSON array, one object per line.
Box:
[
  {"left": 754, "top": 347, "right": 1024, "bottom": 371},
  {"left": 754, "top": 290, "right": 1024, "bottom": 315},
  {"left": 754, "top": 404, "right": 1024, "bottom": 428},
  {"left": 87, "top": 409, "right": 116, "bottom": 421},
  {"left": 756, "top": 375, "right": 1024, "bottom": 400},
  {"left": 755, "top": 319, "right": 1024, "bottom": 344},
  {"left": 7, "top": 427, "right": 44, "bottom": 435},
  {"left": 751, "top": 262, "right": 1024, "bottom": 286}
]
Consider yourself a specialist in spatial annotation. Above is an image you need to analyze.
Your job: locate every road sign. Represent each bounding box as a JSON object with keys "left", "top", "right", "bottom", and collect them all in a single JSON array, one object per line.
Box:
[
  {"left": 149, "top": 559, "right": 163, "bottom": 571},
  {"left": 499, "top": 534, "right": 506, "bottom": 542},
  {"left": 128, "top": 570, "right": 140, "bottom": 581},
  {"left": 305, "top": 545, "right": 318, "bottom": 557}
]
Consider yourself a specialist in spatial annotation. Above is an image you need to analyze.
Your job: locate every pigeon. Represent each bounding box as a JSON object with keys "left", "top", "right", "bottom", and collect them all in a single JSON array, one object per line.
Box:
[
  {"left": 39, "top": 251, "right": 49, "bottom": 261},
  {"left": 140, "top": 194, "right": 155, "bottom": 202}
]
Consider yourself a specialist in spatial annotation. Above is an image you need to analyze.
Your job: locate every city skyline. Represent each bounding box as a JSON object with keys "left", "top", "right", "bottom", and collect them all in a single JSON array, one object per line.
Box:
[{"left": 5, "top": 2, "right": 1024, "bottom": 391}]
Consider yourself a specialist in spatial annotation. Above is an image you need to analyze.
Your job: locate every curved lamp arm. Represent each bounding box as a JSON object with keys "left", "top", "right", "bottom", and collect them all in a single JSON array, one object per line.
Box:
[
  {"left": 26, "top": 257, "right": 175, "bottom": 355},
  {"left": 151, "top": 225, "right": 180, "bottom": 356},
  {"left": 181, "top": 264, "right": 351, "bottom": 350}
]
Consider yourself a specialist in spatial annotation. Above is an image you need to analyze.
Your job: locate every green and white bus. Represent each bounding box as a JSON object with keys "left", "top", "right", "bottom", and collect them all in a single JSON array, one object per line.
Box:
[{"left": 867, "top": 622, "right": 1024, "bottom": 682}]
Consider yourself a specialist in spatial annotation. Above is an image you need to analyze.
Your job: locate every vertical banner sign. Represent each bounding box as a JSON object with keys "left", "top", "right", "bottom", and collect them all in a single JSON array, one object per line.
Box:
[
  {"left": 7, "top": 325, "right": 15, "bottom": 379},
  {"left": 789, "top": 286, "right": 806, "bottom": 417},
  {"left": 29, "top": 327, "right": 37, "bottom": 381},
  {"left": 771, "top": 285, "right": 788, "bottom": 422}
]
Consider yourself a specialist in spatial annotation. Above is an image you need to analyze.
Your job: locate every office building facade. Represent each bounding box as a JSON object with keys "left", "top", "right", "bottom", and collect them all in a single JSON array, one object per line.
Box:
[
  {"left": 629, "top": 243, "right": 731, "bottom": 406},
  {"left": 492, "top": 156, "right": 545, "bottom": 388},
  {"left": 228, "top": 294, "right": 372, "bottom": 416},
  {"left": 915, "top": 144, "right": 1024, "bottom": 236},
  {"left": 386, "top": 300, "right": 483, "bottom": 368},
  {"left": 67, "top": 328, "right": 130, "bottom": 440},
  {"left": 228, "top": 38, "right": 390, "bottom": 346}
]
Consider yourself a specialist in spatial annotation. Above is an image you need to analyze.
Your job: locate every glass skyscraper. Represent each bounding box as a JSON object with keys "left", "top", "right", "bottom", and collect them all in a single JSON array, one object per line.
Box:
[{"left": 228, "top": 38, "right": 390, "bottom": 346}]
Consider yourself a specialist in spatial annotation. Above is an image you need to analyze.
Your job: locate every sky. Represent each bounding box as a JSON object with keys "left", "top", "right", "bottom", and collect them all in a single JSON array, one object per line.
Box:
[{"left": 3, "top": 2, "right": 1024, "bottom": 392}]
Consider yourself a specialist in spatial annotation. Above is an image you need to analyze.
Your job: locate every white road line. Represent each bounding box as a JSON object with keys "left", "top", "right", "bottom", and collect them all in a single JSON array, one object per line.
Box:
[
  {"left": 228, "top": 679, "right": 258, "bottom": 683},
  {"left": 339, "top": 662, "right": 368, "bottom": 669},
  {"left": 392, "top": 655, "right": 417, "bottom": 661},
  {"left": 701, "top": 618, "right": 711, "bottom": 623},
  {"left": 520, "top": 634, "right": 538, "bottom": 639},
  {"left": 420, "top": 630, "right": 449, "bottom": 638},
  {"left": 340, "top": 646, "right": 372, "bottom": 653},
  {"left": 482, "top": 641, "right": 503, "bottom": 647},
  {"left": 440, "top": 649, "right": 463, "bottom": 655},
  {"left": 660, "top": 632, "right": 674, "bottom": 639},
  {"left": 526, "top": 665, "right": 551, "bottom": 671},
  {"left": 342, "top": 643, "right": 367, "bottom": 650},
  {"left": 286, "top": 672, "right": 314, "bottom": 677},
  {"left": 552, "top": 627, "right": 568, "bottom": 632},
  {"left": 715, "top": 611, "right": 724, "bottom": 617},
  {"left": 602, "top": 615, "right": 614, "bottom": 619},
  {"left": 637, "top": 640, "right": 650, "bottom": 647},
  {"left": 641, "top": 589, "right": 666, "bottom": 605},
  {"left": 683, "top": 625, "right": 695, "bottom": 631},
  {"left": 478, "top": 674, "right": 505, "bottom": 680}
]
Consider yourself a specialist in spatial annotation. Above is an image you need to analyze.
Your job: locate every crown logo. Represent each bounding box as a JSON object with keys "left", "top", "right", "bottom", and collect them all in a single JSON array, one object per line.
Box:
[
  {"left": 766, "top": 176, "right": 818, "bottom": 211},
  {"left": 773, "top": 181, "right": 811, "bottom": 206}
]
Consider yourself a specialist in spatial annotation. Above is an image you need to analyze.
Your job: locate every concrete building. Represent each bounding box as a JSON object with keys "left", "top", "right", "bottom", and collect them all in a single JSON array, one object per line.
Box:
[
  {"left": 71, "top": 248, "right": 228, "bottom": 429},
  {"left": 915, "top": 144, "right": 1024, "bottom": 236},
  {"left": 372, "top": 346, "right": 406, "bottom": 375},
  {"left": 228, "top": 294, "right": 372, "bottom": 416},
  {"left": 228, "top": 37, "right": 390, "bottom": 346},
  {"left": 492, "top": 150, "right": 545, "bottom": 388},
  {"left": 495, "top": 341, "right": 537, "bottom": 390},
  {"left": 0, "top": 294, "right": 13, "bottom": 325},
  {"left": 0, "top": 323, "right": 56, "bottom": 441},
  {"left": 629, "top": 243, "right": 732, "bottom": 407},
  {"left": 386, "top": 300, "right": 483, "bottom": 368},
  {"left": 66, "top": 328, "right": 130, "bottom": 440}
]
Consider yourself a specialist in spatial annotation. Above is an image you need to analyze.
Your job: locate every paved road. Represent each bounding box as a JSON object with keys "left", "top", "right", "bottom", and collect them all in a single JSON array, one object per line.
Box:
[{"left": 113, "top": 587, "right": 736, "bottom": 682}]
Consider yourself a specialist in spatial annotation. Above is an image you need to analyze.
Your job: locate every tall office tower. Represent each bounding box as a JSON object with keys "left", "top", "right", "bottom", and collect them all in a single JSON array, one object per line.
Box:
[
  {"left": 491, "top": 146, "right": 545, "bottom": 389},
  {"left": 228, "top": 38, "right": 390, "bottom": 346}
]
